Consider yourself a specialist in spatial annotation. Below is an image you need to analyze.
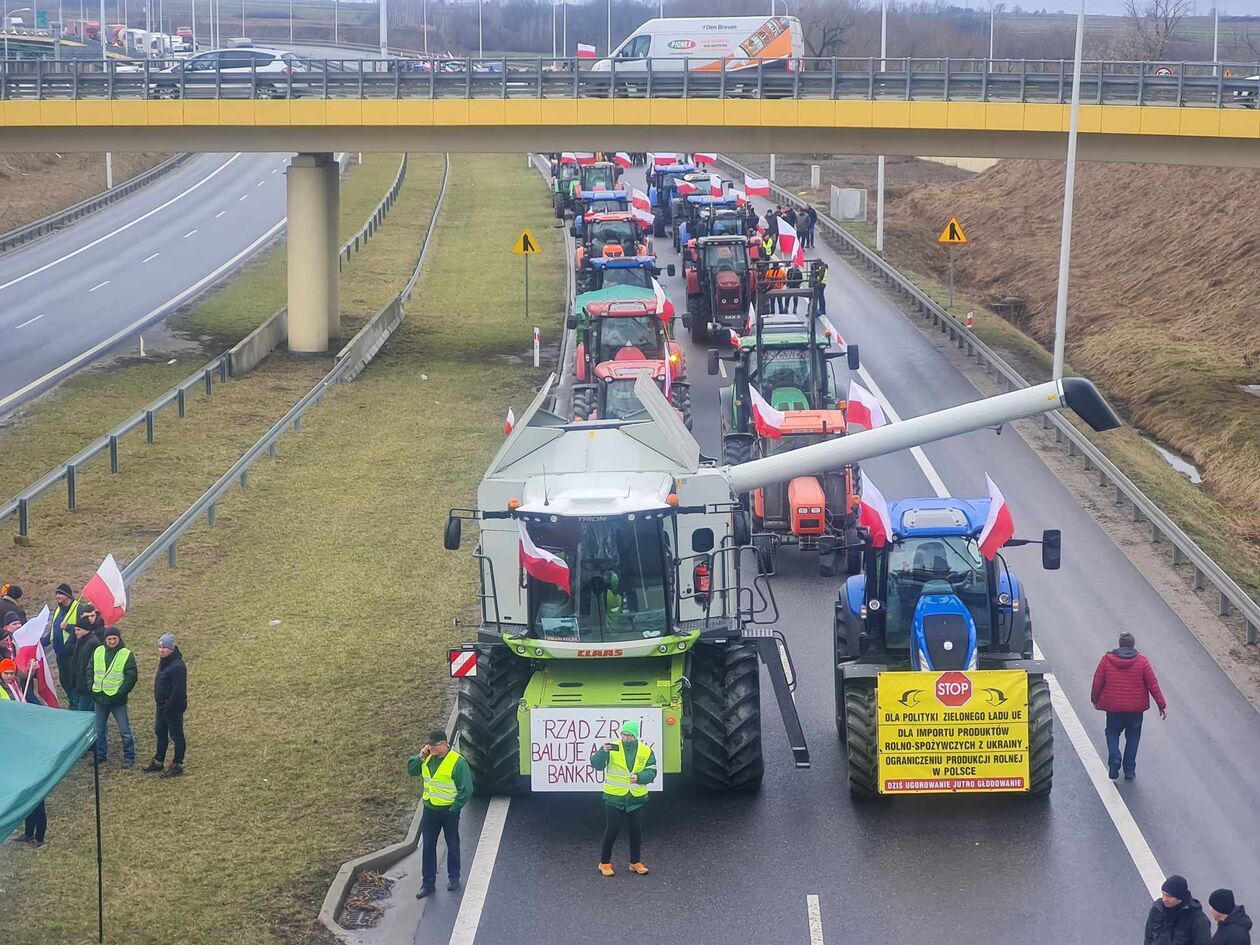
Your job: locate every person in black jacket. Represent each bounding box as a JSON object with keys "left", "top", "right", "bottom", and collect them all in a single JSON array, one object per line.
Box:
[
  {"left": 68, "top": 620, "right": 102, "bottom": 711},
  {"left": 1146, "top": 875, "right": 1212, "bottom": 945},
  {"left": 1209, "top": 889, "right": 1252, "bottom": 945},
  {"left": 142, "top": 633, "right": 187, "bottom": 778},
  {"left": 0, "top": 584, "right": 27, "bottom": 625}
]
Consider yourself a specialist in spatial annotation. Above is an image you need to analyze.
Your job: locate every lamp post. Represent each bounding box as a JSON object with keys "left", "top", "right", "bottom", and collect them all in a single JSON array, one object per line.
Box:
[
  {"left": 606, "top": 0, "right": 610, "bottom": 54},
  {"left": 379, "top": 0, "right": 387, "bottom": 56},
  {"left": 422, "top": 0, "right": 427, "bottom": 56},
  {"left": 477, "top": 0, "right": 482, "bottom": 58},
  {"left": 876, "top": 0, "right": 887, "bottom": 254},
  {"left": 4, "top": 6, "right": 34, "bottom": 60},
  {"left": 1051, "top": 0, "right": 1086, "bottom": 380}
]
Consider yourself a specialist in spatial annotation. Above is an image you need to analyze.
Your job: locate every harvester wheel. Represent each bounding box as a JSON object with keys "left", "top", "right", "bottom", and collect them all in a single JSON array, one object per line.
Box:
[
  {"left": 455, "top": 645, "right": 532, "bottom": 796},
  {"left": 1027, "top": 675, "right": 1054, "bottom": 796},
  {"left": 844, "top": 679, "right": 879, "bottom": 798},
  {"left": 689, "top": 643, "right": 764, "bottom": 792}
]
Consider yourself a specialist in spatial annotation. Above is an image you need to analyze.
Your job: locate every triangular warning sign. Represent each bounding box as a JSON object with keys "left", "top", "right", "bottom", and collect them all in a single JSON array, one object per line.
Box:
[
  {"left": 512, "top": 228, "right": 542, "bottom": 255},
  {"left": 937, "top": 216, "right": 968, "bottom": 245}
]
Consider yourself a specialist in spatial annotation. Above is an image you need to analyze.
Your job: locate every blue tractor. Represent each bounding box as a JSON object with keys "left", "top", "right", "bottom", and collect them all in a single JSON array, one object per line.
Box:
[
  {"left": 647, "top": 161, "right": 698, "bottom": 237},
  {"left": 834, "top": 496, "right": 1061, "bottom": 797}
]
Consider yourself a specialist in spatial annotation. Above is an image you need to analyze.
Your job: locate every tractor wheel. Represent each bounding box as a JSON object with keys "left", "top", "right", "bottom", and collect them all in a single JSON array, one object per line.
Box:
[
  {"left": 455, "top": 645, "right": 532, "bottom": 796},
  {"left": 654, "top": 217, "right": 665, "bottom": 238},
  {"left": 671, "top": 385, "right": 693, "bottom": 430},
  {"left": 571, "top": 387, "right": 595, "bottom": 421},
  {"left": 753, "top": 535, "right": 776, "bottom": 575},
  {"left": 1027, "top": 675, "right": 1054, "bottom": 796},
  {"left": 688, "top": 643, "right": 764, "bottom": 792},
  {"left": 690, "top": 311, "right": 708, "bottom": 345},
  {"left": 722, "top": 436, "right": 753, "bottom": 466},
  {"left": 844, "top": 678, "right": 879, "bottom": 798}
]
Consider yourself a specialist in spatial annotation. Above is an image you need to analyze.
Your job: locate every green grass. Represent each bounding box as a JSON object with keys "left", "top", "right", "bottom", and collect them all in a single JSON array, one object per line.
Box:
[{"left": 0, "top": 154, "right": 564, "bottom": 945}]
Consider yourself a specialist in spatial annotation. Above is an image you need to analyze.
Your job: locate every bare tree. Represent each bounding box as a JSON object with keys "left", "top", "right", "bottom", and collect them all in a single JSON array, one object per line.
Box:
[
  {"left": 789, "top": 0, "right": 867, "bottom": 58},
  {"left": 1121, "top": 0, "right": 1193, "bottom": 60}
]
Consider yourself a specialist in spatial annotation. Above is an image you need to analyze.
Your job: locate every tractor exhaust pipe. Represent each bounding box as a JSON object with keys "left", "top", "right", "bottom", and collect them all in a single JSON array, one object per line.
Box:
[{"left": 726, "top": 379, "right": 1119, "bottom": 494}]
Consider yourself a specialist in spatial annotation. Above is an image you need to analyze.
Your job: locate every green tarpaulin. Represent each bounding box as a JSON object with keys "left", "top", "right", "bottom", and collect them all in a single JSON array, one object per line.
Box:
[{"left": 0, "top": 700, "right": 95, "bottom": 838}]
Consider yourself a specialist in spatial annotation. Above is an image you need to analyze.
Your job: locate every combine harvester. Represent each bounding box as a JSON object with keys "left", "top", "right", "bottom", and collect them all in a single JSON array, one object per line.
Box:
[{"left": 444, "top": 373, "right": 1119, "bottom": 797}]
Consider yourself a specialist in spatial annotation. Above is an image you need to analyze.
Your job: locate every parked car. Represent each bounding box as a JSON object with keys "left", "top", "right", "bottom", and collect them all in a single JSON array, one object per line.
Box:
[{"left": 150, "top": 47, "right": 306, "bottom": 99}]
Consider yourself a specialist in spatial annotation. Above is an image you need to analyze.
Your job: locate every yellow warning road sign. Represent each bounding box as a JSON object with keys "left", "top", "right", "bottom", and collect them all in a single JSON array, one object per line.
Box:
[
  {"left": 512, "top": 228, "right": 542, "bottom": 255},
  {"left": 937, "top": 216, "right": 968, "bottom": 245},
  {"left": 877, "top": 669, "right": 1030, "bottom": 794}
]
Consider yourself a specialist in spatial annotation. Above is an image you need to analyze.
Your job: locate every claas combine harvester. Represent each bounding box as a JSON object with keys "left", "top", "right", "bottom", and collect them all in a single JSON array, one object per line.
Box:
[{"left": 444, "top": 373, "right": 1121, "bottom": 797}]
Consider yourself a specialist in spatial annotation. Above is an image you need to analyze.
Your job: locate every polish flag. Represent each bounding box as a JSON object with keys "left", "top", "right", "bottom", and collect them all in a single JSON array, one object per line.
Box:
[
  {"left": 745, "top": 302, "right": 756, "bottom": 332},
  {"left": 614, "top": 152, "right": 633, "bottom": 169},
  {"left": 518, "top": 521, "right": 571, "bottom": 592},
  {"left": 777, "top": 217, "right": 805, "bottom": 266},
  {"left": 631, "top": 187, "right": 651, "bottom": 212},
  {"left": 13, "top": 607, "right": 60, "bottom": 708},
  {"left": 748, "top": 386, "right": 785, "bottom": 440},
  {"left": 504, "top": 407, "right": 516, "bottom": 435},
  {"left": 858, "top": 471, "right": 893, "bottom": 548},
  {"left": 632, "top": 207, "right": 655, "bottom": 227},
  {"left": 694, "top": 151, "right": 717, "bottom": 165},
  {"left": 82, "top": 554, "right": 128, "bottom": 626},
  {"left": 575, "top": 152, "right": 597, "bottom": 166},
  {"left": 560, "top": 151, "right": 578, "bottom": 165},
  {"left": 732, "top": 189, "right": 748, "bottom": 206},
  {"left": 709, "top": 174, "right": 723, "bottom": 197},
  {"left": 576, "top": 42, "right": 597, "bottom": 59},
  {"left": 652, "top": 278, "right": 675, "bottom": 319},
  {"left": 744, "top": 174, "right": 771, "bottom": 197},
  {"left": 652, "top": 152, "right": 678, "bottom": 166},
  {"left": 846, "top": 380, "right": 886, "bottom": 431},
  {"left": 977, "top": 474, "right": 1015, "bottom": 560},
  {"left": 676, "top": 180, "right": 700, "bottom": 197}
]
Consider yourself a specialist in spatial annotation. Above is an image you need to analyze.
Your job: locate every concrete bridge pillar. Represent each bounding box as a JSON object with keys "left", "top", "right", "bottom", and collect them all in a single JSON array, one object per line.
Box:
[{"left": 286, "top": 153, "right": 341, "bottom": 353}]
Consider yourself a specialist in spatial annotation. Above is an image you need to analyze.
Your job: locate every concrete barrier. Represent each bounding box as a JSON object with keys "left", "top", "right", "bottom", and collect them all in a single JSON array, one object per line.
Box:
[{"left": 227, "top": 309, "right": 287, "bottom": 378}]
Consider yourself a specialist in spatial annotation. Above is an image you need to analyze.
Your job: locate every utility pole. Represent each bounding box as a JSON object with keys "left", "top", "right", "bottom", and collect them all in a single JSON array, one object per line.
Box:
[
  {"left": 477, "top": 0, "right": 481, "bottom": 58},
  {"left": 876, "top": 0, "right": 887, "bottom": 254},
  {"left": 1213, "top": 4, "right": 1219, "bottom": 68},
  {"left": 989, "top": 1, "right": 995, "bottom": 60},
  {"left": 606, "top": 0, "right": 610, "bottom": 54},
  {"left": 1051, "top": 0, "right": 1086, "bottom": 380},
  {"left": 379, "top": 0, "right": 387, "bottom": 56},
  {"left": 551, "top": 0, "right": 555, "bottom": 57},
  {"left": 422, "top": 0, "right": 427, "bottom": 55}
]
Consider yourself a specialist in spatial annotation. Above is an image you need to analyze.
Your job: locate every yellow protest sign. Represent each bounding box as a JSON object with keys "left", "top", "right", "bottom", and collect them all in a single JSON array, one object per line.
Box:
[
  {"left": 512, "top": 228, "right": 542, "bottom": 255},
  {"left": 937, "top": 216, "right": 968, "bottom": 245},
  {"left": 877, "top": 669, "right": 1029, "bottom": 794}
]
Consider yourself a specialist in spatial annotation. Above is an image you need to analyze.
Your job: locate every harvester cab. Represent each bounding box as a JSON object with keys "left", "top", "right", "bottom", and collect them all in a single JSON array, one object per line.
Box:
[
  {"left": 580, "top": 255, "right": 675, "bottom": 293},
  {"left": 684, "top": 235, "right": 757, "bottom": 344},
  {"left": 673, "top": 192, "right": 742, "bottom": 252},
  {"left": 444, "top": 372, "right": 1120, "bottom": 798},
  {"left": 834, "top": 496, "right": 1063, "bottom": 798},
  {"left": 646, "top": 162, "right": 697, "bottom": 236},
  {"left": 572, "top": 212, "right": 652, "bottom": 293}
]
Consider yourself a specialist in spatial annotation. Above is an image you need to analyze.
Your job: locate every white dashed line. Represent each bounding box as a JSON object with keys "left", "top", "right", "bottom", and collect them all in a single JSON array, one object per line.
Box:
[
  {"left": 88, "top": 280, "right": 110, "bottom": 293},
  {"left": 806, "top": 895, "right": 825, "bottom": 945},
  {"left": 239, "top": 193, "right": 249, "bottom": 201},
  {"left": 256, "top": 179, "right": 265, "bottom": 187},
  {"left": 141, "top": 253, "right": 160, "bottom": 263},
  {"left": 16, "top": 313, "right": 45, "bottom": 329},
  {"left": 182, "top": 229, "right": 198, "bottom": 239},
  {"left": 214, "top": 210, "right": 228, "bottom": 218}
]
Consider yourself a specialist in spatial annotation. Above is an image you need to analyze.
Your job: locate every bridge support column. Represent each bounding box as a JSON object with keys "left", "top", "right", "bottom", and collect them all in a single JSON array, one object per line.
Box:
[{"left": 286, "top": 153, "right": 340, "bottom": 353}]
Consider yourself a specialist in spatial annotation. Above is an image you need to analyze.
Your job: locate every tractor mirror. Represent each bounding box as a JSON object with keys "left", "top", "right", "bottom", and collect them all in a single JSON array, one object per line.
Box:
[
  {"left": 569, "top": 223, "right": 577, "bottom": 237},
  {"left": 444, "top": 516, "right": 462, "bottom": 551},
  {"left": 692, "top": 528, "right": 714, "bottom": 553},
  {"left": 707, "top": 349, "right": 720, "bottom": 376},
  {"left": 566, "top": 314, "right": 577, "bottom": 330},
  {"left": 1041, "top": 529, "right": 1062, "bottom": 570},
  {"left": 666, "top": 263, "right": 677, "bottom": 277},
  {"left": 847, "top": 344, "right": 860, "bottom": 371}
]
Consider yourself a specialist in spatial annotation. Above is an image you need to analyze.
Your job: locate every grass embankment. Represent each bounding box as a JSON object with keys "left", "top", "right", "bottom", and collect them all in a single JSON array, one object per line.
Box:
[
  {"left": 0, "top": 154, "right": 565, "bottom": 945},
  {"left": 0, "top": 153, "right": 171, "bottom": 234}
]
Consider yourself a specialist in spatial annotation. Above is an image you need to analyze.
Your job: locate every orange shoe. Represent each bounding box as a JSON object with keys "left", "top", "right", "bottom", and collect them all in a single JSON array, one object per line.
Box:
[
  {"left": 629, "top": 862, "right": 650, "bottom": 875},
  {"left": 598, "top": 863, "right": 615, "bottom": 877}
]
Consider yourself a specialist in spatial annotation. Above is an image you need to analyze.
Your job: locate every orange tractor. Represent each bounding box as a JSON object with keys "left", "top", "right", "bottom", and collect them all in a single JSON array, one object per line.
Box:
[{"left": 573, "top": 212, "right": 654, "bottom": 294}]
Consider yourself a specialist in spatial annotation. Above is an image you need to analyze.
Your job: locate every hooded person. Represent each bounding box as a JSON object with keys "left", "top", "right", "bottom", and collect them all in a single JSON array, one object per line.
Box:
[
  {"left": 0, "top": 612, "right": 20, "bottom": 663},
  {"left": 0, "top": 657, "right": 23, "bottom": 701},
  {"left": 0, "top": 584, "right": 27, "bottom": 625},
  {"left": 69, "top": 618, "right": 103, "bottom": 711},
  {"left": 1091, "top": 631, "right": 1168, "bottom": 780},
  {"left": 590, "top": 719, "right": 658, "bottom": 878},
  {"left": 1209, "top": 889, "right": 1252, "bottom": 945},
  {"left": 92, "top": 627, "right": 137, "bottom": 767},
  {"left": 142, "top": 633, "right": 188, "bottom": 778},
  {"left": 1145, "top": 875, "right": 1212, "bottom": 945}
]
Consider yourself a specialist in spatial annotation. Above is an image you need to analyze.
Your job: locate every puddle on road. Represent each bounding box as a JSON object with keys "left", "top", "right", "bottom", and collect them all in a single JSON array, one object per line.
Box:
[{"left": 1142, "top": 437, "right": 1203, "bottom": 484}]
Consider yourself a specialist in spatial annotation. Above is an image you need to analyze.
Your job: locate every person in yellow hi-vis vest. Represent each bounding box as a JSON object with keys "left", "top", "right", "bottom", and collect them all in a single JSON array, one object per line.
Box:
[
  {"left": 407, "top": 730, "right": 473, "bottom": 899},
  {"left": 590, "top": 720, "right": 657, "bottom": 878}
]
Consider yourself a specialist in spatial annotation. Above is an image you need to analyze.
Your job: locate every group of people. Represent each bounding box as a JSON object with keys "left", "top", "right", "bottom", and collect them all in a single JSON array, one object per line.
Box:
[
  {"left": 1, "top": 580, "right": 189, "bottom": 848},
  {"left": 1147, "top": 875, "right": 1250, "bottom": 945},
  {"left": 758, "top": 201, "right": 819, "bottom": 249}
]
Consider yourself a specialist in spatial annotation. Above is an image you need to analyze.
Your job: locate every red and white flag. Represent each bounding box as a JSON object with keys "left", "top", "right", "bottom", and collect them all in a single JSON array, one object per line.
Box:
[
  {"left": 632, "top": 206, "right": 654, "bottom": 227},
  {"left": 13, "top": 607, "right": 60, "bottom": 708},
  {"left": 83, "top": 553, "right": 128, "bottom": 626},
  {"left": 709, "top": 174, "right": 723, "bottom": 197},
  {"left": 652, "top": 278, "right": 675, "bottom": 319},
  {"left": 518, "top": 521, "right": 571, "bottom": 592},
  {"left": 846, "top": 379, "right": 886, "bottom": 431},
  {"left": 744, "top": 174, "right": 771, "bottom": 197},
  {"left": 748, "top": 386, "right": 785, "bottom": 439},
  {"left": 504, "top": 407, "right": 516, "bottom": 435},
  {"left": 745, "top": 302, "right": 756, "bottom": 332},
  {"left": 560, "top": 151, "right": 578, "bottom": 165},
  {"left": 662, "top": 358, "right": 673, "bottom": 401},
  {"left": 858, "top": 472, "right": 893, "bottom": 548},
  {"left": 652, "top": 152, "right": 678, "bottom": 166},
  {"left": 732, "top": 189, "right": 748, "bottom": 206},
  {"left": 777, "top": 217, "right": 805, "bottom": 266},
  {"left": 676, "top": 180, "right": 700, "bottom": 197},
  {"left": 694, "top": 151, "right": 717, "bottom": 165},
  {"left": 631, "top": 187, "right": 651, "bottom": 212},
  {"left": 576, "top": 42, "right": 597, "bottom": 59},
  {"left": 977, "top": 474, "right": 1015, "bottom": 560},
  {"left": 575, "top": 152, "right": 597, "bottom": 166},
  {"left": 614, "top": 152, "right": 632, "bottom": 169}
]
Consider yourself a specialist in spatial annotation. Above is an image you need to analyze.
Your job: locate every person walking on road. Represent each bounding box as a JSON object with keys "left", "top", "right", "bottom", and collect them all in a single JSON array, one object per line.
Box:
[
  {"left": 590, "top": 720, "right": 656, "bottom": 877},
  {"left": 142, "top": 633, "right": 187, "bottom": 778},
  {"left": 408, "top": 730, "right": 472, "bottom": 899},
  {"left": 1209, "top": 890, "right": 1252, "bottom": 945},
  {"left": 46, "top": 583, "right": 81, "bottom": 700},
  {"left": 1146, "top": 875, "right": 1211, "bottom": 945},
  {"left": 92, "top": 628, "right": 137, "bottom": 767},
  {"left": 804, "top": 204, "right": 818, "bottom": 248},
  {"left": 1090, "top": 631, "right": 1167, "bottom": 780},
  {"left": 69, "top": 619, "right": 102, "bottom": 711}
]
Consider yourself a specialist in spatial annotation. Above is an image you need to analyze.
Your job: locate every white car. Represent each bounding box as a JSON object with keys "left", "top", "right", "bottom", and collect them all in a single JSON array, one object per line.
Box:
[
  {"left": 1233, "top": 74, "right": 1260, "bottom": 108},
  {"left": 151, "top": 47, "right": 307, "bottom": 99}
]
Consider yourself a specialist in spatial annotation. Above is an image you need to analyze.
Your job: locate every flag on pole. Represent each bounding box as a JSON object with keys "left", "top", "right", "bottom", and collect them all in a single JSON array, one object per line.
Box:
[
  {"left": 560, "top": 151, "right": 578, "bottom": 165},
  {"left": 576, "top": 42, "right": 597, "bottom": 59},
  {"left": 748, "top": 386, "right": 785, "bottom": 439},
  {"left": 652, "top": 278, "right": 674, "bottom": 319},
  {"left": 709, "top": 174, "right": 723, "bottom": 197},
  {"left": 13, "top": 607, "right": 60, "bottom": 708},
  {"left": 977, "top": 474, "right": 1015, "bottom": 560},
  {"left": 745, "top": 302, "right": 756, "bottom": 332},
  {"left": 614, "top": 152, "right": 632, "bottom": 168},
  {"left": 632, "top": 207, "right": 654, "bottom": 227},
  {"left": 676, "top": 180, "right": 700, "bottom": 196},
  {"left": 732, "top": 189, "right": 748, "bottom": 206},
  {"left": 631, "top": 187, "right": 651, "bottom": 212},
  {"left": 83, "top": 554, "right": 128, "bottom": 625},
  {"left": 652, "top": 152, "right": 678, "bottom": 166},
  {"left": 744, "top": 174, "right": 771, "bottom": 196},
  {"left": 518, "top": 521, "right": 571, "bottom": 592},
  {"left": 504, "top": 408, "right": 516, "bottom": 435},
  {"left": 694, "top": 151, "right": 717, "bottom": 165},
  {"left": 777, "top": 217, "right": 805, "bottom": 266},
  {"left": 857, "top": 471, "right": 893, "bottom": 548},
  {"left": 846, "top": 380, "right": 886, "bottom": 431}
]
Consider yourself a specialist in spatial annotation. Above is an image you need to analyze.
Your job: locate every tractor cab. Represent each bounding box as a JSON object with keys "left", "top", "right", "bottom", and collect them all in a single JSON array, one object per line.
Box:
[
  {"left": 646, "top": 162, "right": 697, "bottom": 235},
  {"left": 578, "top": 161, "right": 620, "bottom": 196},
  {"left": 581, "top": 255, "right": 675, "bottom": 293},
  {"left": 684, "top": 235, "right": 757, "bottom": 343},
  {"left": 573, "top": 212, "right": 652, "bottom": 291},
  {"left": 551, "top": 162, "right": 582, "bottom": 218},
  {"left": 573, "top": 189, "right": 631, "bottom": 225},
  {"left": 673, "top": 193, "right": 743, "bottom": 251}
]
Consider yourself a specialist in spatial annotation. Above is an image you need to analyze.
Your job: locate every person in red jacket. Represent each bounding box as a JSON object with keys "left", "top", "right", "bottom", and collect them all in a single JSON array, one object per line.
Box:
[{"left": 1091, "top": 631, "right": 1167, "bottom": 781}]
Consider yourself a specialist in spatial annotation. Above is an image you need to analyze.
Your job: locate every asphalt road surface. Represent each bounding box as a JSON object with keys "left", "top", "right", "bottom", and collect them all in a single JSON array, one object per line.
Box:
[
  {"left": 411, "top": 161, "right": 1259, "bottom": 945},
  {"left": 0, "top": 150, "right": 291, "bottom": 416}
]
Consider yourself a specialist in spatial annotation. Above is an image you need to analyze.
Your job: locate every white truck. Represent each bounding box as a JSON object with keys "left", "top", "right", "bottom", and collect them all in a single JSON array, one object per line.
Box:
[{"left": 592, "top": 15, "right": 804, "bottom": 73}]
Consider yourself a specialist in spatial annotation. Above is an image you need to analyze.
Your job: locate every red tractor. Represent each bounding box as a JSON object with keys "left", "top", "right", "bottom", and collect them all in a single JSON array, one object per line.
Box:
[{"left": 684, "top": 234, "right": 762, "bottom": 345}]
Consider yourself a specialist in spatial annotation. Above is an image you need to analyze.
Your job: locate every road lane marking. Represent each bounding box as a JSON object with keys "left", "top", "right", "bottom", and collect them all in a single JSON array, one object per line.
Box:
[
  {"left": 16, "top": 313, "right": 45, "bottom": 329},
  {"left": 719, "top": 358, "right": 727, "bottom": 378},
  {"left": 239, "top": 193, "right": 249, "bottom": 201},
  {"left": 142, "top": 252, "right": 160, "bottom": 263},
  {"left": 854, "top": 363, "right": 949, "bottom": 497},
  {"left": 88, "top": 280, "right": 110, "bottom": 293},
  {"left": 271, "top": 167, "right": 278, "bottom": 174},
  {"left": 806, "top": 895, "right": 825, "bottom": 945},
  {"left": 183, "top": 229, "right": 199, "bottom": 239},
  {"left": 0, "top": 153, "right": 243, "bottom": 294},
  {"left": 257, "top": 179, "right": 265, "bottom": 187},
  {"left": 447, "top": 796, "right": 511, "bottom": 945},
  {"left": 214, "top": 210, "right": 228, "bottom": 218}
]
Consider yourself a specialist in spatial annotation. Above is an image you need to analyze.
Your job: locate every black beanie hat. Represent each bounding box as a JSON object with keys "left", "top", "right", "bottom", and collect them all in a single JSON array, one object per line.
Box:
[
  {"left": 1162, "top": 875, "right": 1191, "bottom": 901},
  {"left": 56, "top": 583, "right": 73, "bottom": 598},
  {"left": 1209, "top": 889, "right": 1236, "bottom": 914},
  {"left": 103, "top": 626, "right": 123, "bottom": 644}
]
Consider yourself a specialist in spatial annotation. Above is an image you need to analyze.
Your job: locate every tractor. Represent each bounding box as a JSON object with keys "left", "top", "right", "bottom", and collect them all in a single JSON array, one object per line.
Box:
[
  {"left": 646, "top": 161, "right": 697, "bottom": 237},
  {"left": 572, "top": 212, "right": 653, "bottom": 294},
  {"left": 573, "top": 255, "right": 674, "bottom": 296},
  {"left": 577, "top": 161, "right": 621, "bottom": 197},
  {"left": 834, "top": 495, "right": 1062, "bottom": 798},
  {"left": 569, "top": 298, "right": 690, "bottom": 429},
  {"left": 551, "top": 162, "right": 581, "bottom": 219},
  {"left": 672, "top": 192, "right": 746, "bottom": 252},
  {"left": 684, "top": 235, "right": 760, "bottom": 345},
  {"left": 571, "top": 190, "right": 632, "bottom": 240},
  {"left": 709, "top": 263, "right": 864, "bottom": 577},
  {"left": 443, "top": 372, "right": 1121, "bottom": 797}
]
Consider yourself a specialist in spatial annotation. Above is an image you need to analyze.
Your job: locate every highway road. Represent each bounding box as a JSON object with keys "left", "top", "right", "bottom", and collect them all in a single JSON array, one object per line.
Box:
[
  {"left": 0, "top": 150, "right": 290, "bottom": 416},
  {"left": 408, "top": 160, "right": 1260, "bottom": 945}
]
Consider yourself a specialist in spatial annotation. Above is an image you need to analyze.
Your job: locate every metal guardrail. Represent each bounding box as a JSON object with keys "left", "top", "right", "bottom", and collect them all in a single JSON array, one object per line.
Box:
[
  {"left": 2, "top": 56, "right": 1259, "bottom": 108},
  {"left": 1, "top": 152, "right": 409, "bottom": 540},
  {"left": 716, "top": 154, "right": 1259, "bottom": 647},
  {"left": 122, "top": 153, "right": 450, "bottom": 586},
  {"left": 528, "top": 152, "right": 576, "bottom": 416},
  {"left": 0, "top": 152, "right": 193, "bottom": 254}
]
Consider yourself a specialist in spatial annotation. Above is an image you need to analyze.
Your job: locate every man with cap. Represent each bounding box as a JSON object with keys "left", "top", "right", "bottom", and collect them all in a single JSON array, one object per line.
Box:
[
  {"left": 69, "top": 617, "right": 102, "bottom": 711},
  {"left": 407, "top": 731, "right": 473, "bottom": 899},
  {"left": 0, "top": 584, "right": 26, "bottom": 624},
  {"left": 1208, "top": 889, "right": 1252, "bottom": 945},
  {"left": 142, "top": 633, "right": 187, "bottom": 778},
  {"left": 1145, "top": 875, "right": 1211, "bottom": 945},
  {"left": 0, "top": 611, "right": 20, "bottom": 663},
  {"left": 1090, "top": 630, "right": 1167, "bottom": 780},
  {"left": 590, "top": 719, "right": 657, "bottom": 877},
  {"left": 92, "top": 627, "right": 138, "bottom": 767},
  {"left": 45, "top": 583, "right": 81, "bottom": 699},
  {"left": 77, "top": 602, "right": 107, "bottom": 641}
]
